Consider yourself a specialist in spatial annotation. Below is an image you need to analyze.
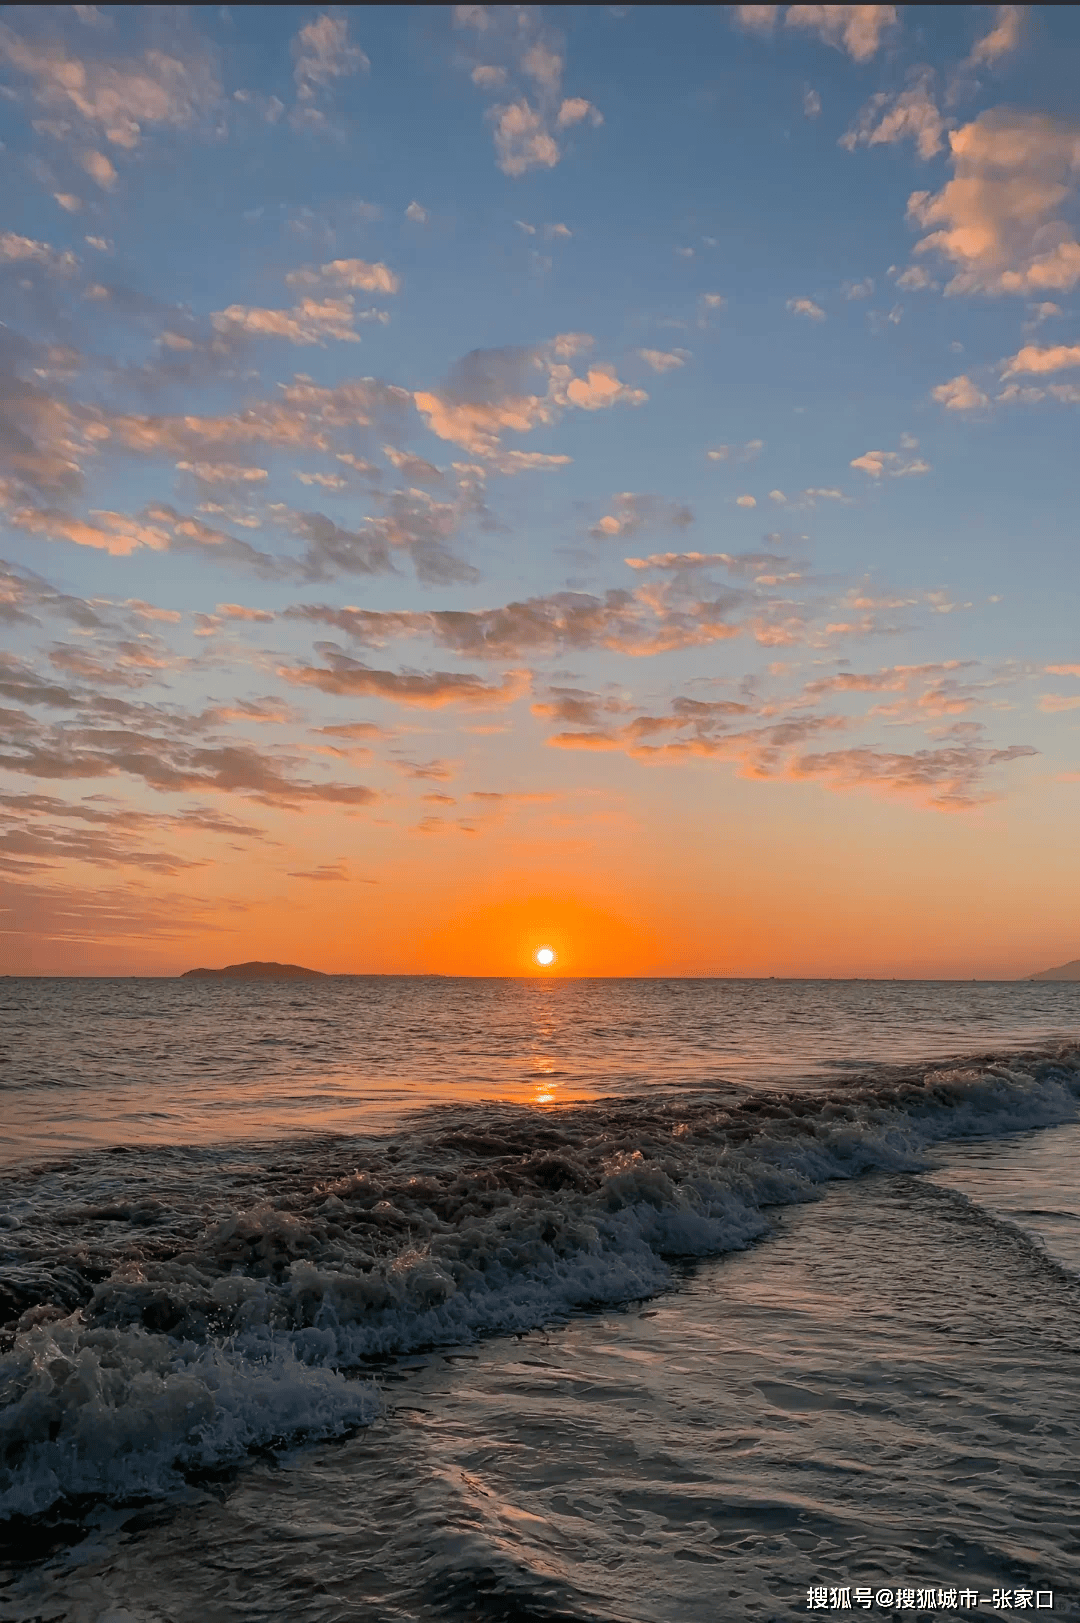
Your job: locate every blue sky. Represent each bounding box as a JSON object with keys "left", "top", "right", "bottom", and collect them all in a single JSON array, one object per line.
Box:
[{"left": 1, "top": 4, "right": 1078, "bottom": 977}]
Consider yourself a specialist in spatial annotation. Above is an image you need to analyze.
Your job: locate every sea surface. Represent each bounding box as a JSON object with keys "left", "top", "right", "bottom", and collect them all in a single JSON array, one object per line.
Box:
[{"left": 1, "top": 977, "right": 1079, "bottom": 1623}]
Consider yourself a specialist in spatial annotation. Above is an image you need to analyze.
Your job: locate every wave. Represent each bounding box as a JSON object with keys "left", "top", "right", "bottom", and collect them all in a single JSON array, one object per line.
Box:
[{"left": 1, "top": 1043, "right": 1078, "bottom": 1520}]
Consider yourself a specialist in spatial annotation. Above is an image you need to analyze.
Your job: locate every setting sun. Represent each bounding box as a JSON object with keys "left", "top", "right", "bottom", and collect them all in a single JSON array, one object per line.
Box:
[{"left": 535, "top": 947, "right": 556, "bottom": 967}]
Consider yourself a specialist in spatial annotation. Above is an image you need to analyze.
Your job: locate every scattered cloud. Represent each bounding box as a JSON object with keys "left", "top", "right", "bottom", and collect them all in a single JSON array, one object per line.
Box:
[
  {"left": 890, "top": 264, "right": 937, "bottom": 292},
  {"left": 966, "top": 5, "right": 1024, "bottom": 68},
  {"left": 589, "top": 493, "right": 694, "bottom": 539},
  {"left": 804, "top": 87, "right": 821, "bottom": 118},
  {"left": 788, "top": 740, "right": 1036, "bottom": 808},
  {"left": 1002, "top": 342, "right": 1080, "bottom": 377},
  {"left": 841, "top": 69, "right": 947, "bottom": 160},
  {"left": 787, "top": 296, "right": 825, "bottom": 321},
  {"left": 931, "top": 373, "right": 990, "bottom": 411},
  {"left": 284, "top": 580, "right": 752, "bottom": 661},
  {"left": 286, "top": 861, "right": 354, "bottom": 881},
  {"left": 637, "top": 348, "right": 690, "bottom": 373},
  {"left": 285, "top": 258, "right": 400, "bottom": 294},
  {"left": 278, "top": 645, "right": 530, "bottom": 709},
  {"left": 850, "top": 438, "right": 931, "bottom": 477},
  {"left": 455, "top": 6, "right": 602, "bottom": 176},
  {"left": 413, "top": 335, "right": 646, "bottom": 458},
  {"left": 908, "top": 109, "right": 1080, "bottom": 296},
  {"left": 0, "top": 13, "right": 222, "bottom": 156},
  {"left": 290, "top": 12, "right": 368, "bottom": 128},
  {"left": 707, "top": 440, "right": 763, "bottom": 464},
  {"left": 0, "top": 231, "right": 78, "bottom": 275},
  {"left": 210, "top": 297, "right": 370, "bottom": 346},
  {"left": 736, "top": 494, "right": 757, "bottom": 508},
  {"left": 734, "top": 5, "right": 897, "bottom": 63}
]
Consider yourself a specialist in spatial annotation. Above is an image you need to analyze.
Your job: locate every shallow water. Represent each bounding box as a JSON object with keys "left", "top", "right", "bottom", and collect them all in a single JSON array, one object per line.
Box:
[{"left": 1, "top": 980, "right": 1079, "bottom": 1621}]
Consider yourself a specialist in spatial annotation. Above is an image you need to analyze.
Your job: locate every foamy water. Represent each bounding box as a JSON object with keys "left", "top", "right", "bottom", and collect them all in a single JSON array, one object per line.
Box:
[{"left": 1, "top": 979, "right": 1079, "bottom": 1620}]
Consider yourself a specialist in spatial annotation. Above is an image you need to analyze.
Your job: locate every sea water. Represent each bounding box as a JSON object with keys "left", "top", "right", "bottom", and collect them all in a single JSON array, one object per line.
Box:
[{"left": 0, "top": 978, "right": 1078, "bottom": 1622}]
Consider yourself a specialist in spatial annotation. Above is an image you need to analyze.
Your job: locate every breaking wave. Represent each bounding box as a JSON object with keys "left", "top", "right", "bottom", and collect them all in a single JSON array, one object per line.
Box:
[{"left": 2, "top": 1044, "right": 1078, "bottom": 1519}]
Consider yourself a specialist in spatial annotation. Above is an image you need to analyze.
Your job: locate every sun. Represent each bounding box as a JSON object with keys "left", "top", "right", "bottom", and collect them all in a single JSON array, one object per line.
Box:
[{"left": 535, "top": 946, "right": 556, "bottom": 967}]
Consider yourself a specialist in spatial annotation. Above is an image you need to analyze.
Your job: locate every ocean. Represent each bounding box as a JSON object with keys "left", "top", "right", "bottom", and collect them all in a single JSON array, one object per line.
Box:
[{"left": 1, "top": 977, "right": 1079, "bottom": 1623}]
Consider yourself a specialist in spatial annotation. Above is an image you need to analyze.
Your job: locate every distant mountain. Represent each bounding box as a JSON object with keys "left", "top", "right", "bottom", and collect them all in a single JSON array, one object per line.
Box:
[
  {"left": 181, "top": 961, "right": 327, "bottom": 980},
  {"left": 1025, "top": 959, "right": 1080, "bottom": 982}
]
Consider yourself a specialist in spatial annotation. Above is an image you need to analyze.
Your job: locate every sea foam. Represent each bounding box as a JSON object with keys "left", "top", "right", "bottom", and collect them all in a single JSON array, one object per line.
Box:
[{"left": 2, "top": 1045, "right": 1078, "bottom": 1518}]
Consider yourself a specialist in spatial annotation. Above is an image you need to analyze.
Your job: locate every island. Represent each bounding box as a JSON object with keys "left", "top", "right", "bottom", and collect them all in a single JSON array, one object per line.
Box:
[
  {"left": 180, "top": 961, "right": 327, "bottom": 980},
  {"left": 1025, "top": 958, "right": 1080, "bottom": 982}
]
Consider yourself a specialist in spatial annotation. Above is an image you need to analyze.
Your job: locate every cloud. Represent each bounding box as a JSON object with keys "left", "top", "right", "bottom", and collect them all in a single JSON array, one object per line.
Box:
[
  {"left": 176, "top": 461, "right": 269, "bottom": 485},
  {"left": 623, "top": 549, "right": 794, "bottom": 581},
  {"left": 0, "top": 792, "right": 266, "bottom": 878},
  {"left": 210, "top": 296, "right": 369, "bottom": 346},
  {"left": 557, "top": 97, "right": 602, "bottom": 129},
  {"left": 0, "top": 652, "right": 82, "bottom": 709},
  {"left": 768, "top": 487, "right": 850, "bottom": 507},
  {"left": 841, "top": 69, "right": 947, "bottom": 160},
  {"left": 637, "top": 348, "right": 690, "bottom": 373},
  {"left": 589, "top": 493, "right": 693, "bottom": 540},
  {"left": 487, "top": 99, "right": 559, "bottom": 175},
  {"left": 278, "top": 646, "right": 529, "bottom": 709},
  {"left": 0, "top": 231, "right": 78, "bottom": 275},
  {"left": 707, "top": 440, "right": 763, "bottom": 464},
  {"left": 0, "top": 698, "right": 380, "bottom": 809},
  {"left": 413, "top": 336, "right": 646, "bottom": 457},
  {"left": 6, "top": 505, "right": 172, "bottom": 557},
  {"left": 736, "top": 6, "right": 896, "bottom": 61},
  {"left": 216, "top": 603, "right": 275, "bottom": 624},
  {"left": 1002, "top": 342, "right": 1080, "bottom": 377},
  {"left": 79, "top": 147, "right": 117, "bottom": 189},
  {"left": 532, "top": 667, "right": 1034, "bottom": 810},
  {"left": 284, "top": 258, "right": 400, "bottom": 294},
  {"left": 1046, "top": 664, "right": 1080, "bottom": 677},
  {"left": 931, "top": 373, "right": 990, "bottom": 410},
  {"left": 291, "top": 12, "right": 368, "bottom": 126},
  {"left": 850, "top": 439, "right": 931, "bottom": 477},
  {"left": 405, "top": 201, "right": 428, "bottom": 223},
  {"left": 1039, "top": 694, "right": 1080, "bottom": 713},
  {"left": 284, "top": 491, "right": 480, "bottom": 587},
  {"left": 783, "top": 5, "right": 897, "bottom": 62},
  {"left": 736, "top": 494, "right": 757, "bottom": 508},
  {"left": 788, "top": 740, "right": 1036, "bottom": 808},
  {"left": 907, "top": 109, "right": 1080, "bottom": 296},
  {"left": 0, "top": 14, "right": 222, "bottom": 152},
  {"left": 967, "top": 5, "right": 1023, "bottom": 67},
  {"left": 284, "top": 581, "right": 749, "bottom": 661},
  {"left": 733, "top": 5, "right": 781, "bottom": 32},
  {"left": 102, "top": 373, "right": 411, "bottom": 464},
  {"left": 286, "top": 861, "right": 353, "bottom": 881},
  {"left": 890, "top": 264, "right": 936, "bottom": 291},
  {"left": 804, "top": 87, "right": 821, "bottom": 118},
  {"left": 471, "top": 64, "right": 507, "bottom": 89},
  {"left": 456, "top": 6, "right": 602, "bottom": 176},
  {"left": 787, "top": 297, "right": 825, "bottom": 321}
]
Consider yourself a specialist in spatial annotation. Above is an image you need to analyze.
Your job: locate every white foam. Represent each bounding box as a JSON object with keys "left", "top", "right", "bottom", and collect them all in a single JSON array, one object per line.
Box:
[{"left": 2, "top": 1045, "right": 1077, "bottom": 1518}]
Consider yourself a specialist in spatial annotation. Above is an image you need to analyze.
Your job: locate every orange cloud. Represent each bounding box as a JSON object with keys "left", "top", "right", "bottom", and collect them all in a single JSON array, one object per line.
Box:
[
  {"left": 908, "top": 109, "right": 1080, "bottom": 295},
  {"left": 277, "top": 647, "right": 530, "bottom": 708}
]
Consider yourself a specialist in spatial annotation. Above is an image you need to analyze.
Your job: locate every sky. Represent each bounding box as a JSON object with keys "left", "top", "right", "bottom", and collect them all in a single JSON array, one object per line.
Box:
[{"left": 0, "top": 2, "right": 1078, "bottom": 979}]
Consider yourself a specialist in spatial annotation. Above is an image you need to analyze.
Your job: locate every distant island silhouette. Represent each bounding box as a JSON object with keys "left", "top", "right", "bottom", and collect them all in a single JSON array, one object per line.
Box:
[
  {"left": 1026, "top": 958, "right": 1080, "bottom": 982},
  {"left": 181, "top": 961, "right": 327, "bottom": 980}
]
